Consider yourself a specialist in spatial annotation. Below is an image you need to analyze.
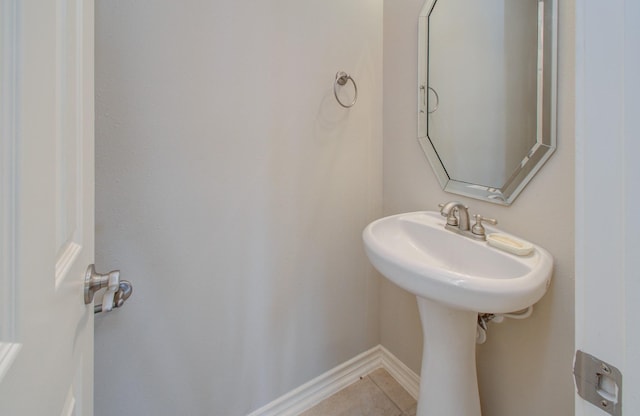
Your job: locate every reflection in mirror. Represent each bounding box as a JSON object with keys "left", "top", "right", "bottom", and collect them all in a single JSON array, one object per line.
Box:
[{"left": 418, "top": 0, "right": 557, "bottom": 205}]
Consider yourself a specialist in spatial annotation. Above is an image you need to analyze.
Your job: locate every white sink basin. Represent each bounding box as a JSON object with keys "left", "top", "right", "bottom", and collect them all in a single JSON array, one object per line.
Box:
[{"left": 363, "top": 211, "right": 553, "bottom": 313}]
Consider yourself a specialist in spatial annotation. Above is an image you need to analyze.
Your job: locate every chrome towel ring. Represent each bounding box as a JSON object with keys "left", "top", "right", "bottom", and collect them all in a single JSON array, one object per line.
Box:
[{"left": 334, "top": 71, "right": 358, "bottom": 108}]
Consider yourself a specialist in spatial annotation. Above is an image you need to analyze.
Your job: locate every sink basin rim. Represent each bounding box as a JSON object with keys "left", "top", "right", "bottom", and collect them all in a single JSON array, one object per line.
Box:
[{"left": 363, "top": 211, "right": 553, "bottom": 313}]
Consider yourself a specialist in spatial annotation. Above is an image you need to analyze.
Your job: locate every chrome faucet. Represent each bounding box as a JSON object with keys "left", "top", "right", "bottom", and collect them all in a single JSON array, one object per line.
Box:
[
  {"left": 439, "top": 201, "right": 497, "bottom": 240},
  {"left": 439, "top": 201, "right": 471, "bottom": 231}
]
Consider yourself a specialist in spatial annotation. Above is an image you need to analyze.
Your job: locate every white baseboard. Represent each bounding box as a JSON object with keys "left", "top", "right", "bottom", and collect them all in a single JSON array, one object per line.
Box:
[
  {"left": 378, "top": 345, "right": 420, "bottom": 400},
  {"left": 247, "top": 344, "right": 420, "bottom": 416}
]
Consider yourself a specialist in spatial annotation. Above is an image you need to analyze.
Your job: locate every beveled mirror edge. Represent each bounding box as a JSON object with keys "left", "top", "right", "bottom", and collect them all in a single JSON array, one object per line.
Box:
[{"left": 417, "top": 0, "right": 558, "bottom": 206}]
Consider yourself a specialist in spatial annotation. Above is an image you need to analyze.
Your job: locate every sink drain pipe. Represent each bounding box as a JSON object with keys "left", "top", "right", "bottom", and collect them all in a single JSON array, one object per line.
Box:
[{"left": 476, "top": 306, "right": 534, "bottom": 344}]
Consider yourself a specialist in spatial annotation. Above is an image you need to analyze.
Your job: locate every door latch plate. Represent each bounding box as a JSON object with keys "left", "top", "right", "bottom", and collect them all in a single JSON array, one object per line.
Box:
[{"left": 574, "top": 350, "right": 622, "bottom": 416}]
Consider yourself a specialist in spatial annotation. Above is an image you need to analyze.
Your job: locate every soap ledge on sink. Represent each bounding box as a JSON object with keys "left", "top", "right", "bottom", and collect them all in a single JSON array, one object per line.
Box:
[{"left": 486, "top": 233, "right": 534, "bottom": 256}]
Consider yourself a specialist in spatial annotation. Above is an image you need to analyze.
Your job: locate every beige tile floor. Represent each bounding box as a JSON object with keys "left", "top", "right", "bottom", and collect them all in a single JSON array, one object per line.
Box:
[{"left": 299, "top": 368, "right": 417, "bottom": 416}]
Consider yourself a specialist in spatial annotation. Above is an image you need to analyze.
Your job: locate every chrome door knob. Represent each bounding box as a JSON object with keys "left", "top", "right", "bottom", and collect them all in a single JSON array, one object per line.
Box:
[{"left": 84, "top": 264, "right": 134, "bottom": 313}]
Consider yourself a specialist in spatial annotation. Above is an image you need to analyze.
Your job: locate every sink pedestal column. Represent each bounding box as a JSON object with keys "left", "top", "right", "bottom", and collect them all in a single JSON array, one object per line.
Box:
[{"left": 415, "top": 296, "right": 481, "bottom": 416}]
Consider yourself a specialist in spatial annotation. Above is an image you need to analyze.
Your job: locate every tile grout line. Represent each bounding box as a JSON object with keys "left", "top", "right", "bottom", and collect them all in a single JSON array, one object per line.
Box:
[{"left": 366, "top": 373, "right": 406, "bottom": 415}]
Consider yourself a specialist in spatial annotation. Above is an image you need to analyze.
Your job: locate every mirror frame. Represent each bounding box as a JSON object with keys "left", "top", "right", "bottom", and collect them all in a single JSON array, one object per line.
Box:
[{"left": 417, "top": 0, "right": 558, "bottom": 205}]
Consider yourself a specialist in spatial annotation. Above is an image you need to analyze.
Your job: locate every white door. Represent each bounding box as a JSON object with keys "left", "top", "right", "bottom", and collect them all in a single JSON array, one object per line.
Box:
[
  {"left": 0, "top": 0, "right": 95, "bottom": 414},
  {"left": 575, "top": 0, "right": 639, "bottom": 415}
]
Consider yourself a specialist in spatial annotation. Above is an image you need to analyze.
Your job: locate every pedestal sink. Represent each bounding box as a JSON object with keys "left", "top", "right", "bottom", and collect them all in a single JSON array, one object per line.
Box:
[{"left": 363, "top": 211, "right": 553, "bottom": 416}]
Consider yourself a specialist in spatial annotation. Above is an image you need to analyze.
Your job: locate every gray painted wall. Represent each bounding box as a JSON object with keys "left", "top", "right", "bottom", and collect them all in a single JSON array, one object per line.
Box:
[{"left": 95, "top": 2, "right": 382, "bottom": 415}]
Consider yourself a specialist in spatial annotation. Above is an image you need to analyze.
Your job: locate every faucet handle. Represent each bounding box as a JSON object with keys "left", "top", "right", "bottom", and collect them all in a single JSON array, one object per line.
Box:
[{"left": 471, "top": 214, "right": 497, "bottom": 239}]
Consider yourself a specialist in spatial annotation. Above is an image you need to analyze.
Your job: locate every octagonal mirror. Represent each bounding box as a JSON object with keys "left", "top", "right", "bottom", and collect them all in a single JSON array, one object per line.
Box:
[{"left": 418, "top": 0, "right": 557, "bottom": 205}]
